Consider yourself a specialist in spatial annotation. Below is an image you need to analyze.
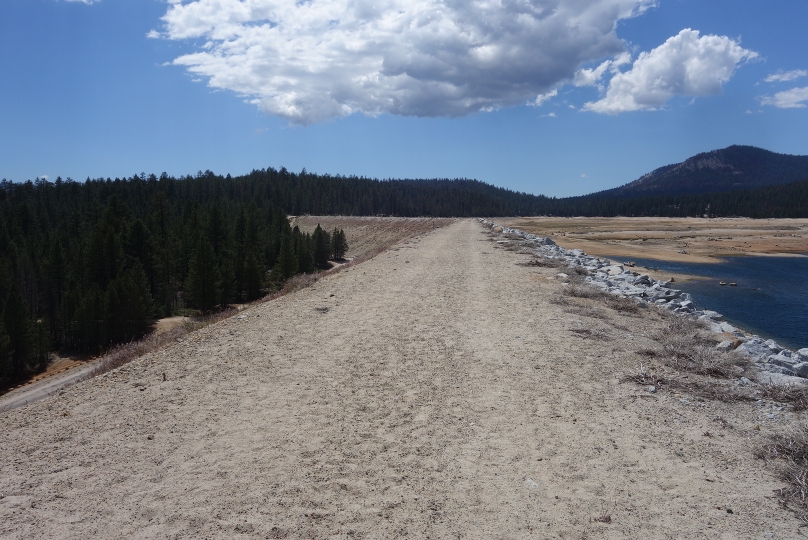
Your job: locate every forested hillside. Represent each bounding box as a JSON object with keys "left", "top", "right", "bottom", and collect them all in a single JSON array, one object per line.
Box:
[
  {"left": 0, "top": 171, "right": 347, "bottom": 384},
  {"left": 595, "top": 145, "right": 808, "bottom": 197},
  {"left": 549, "top": 179, "right": 808, "bottom": 218}
]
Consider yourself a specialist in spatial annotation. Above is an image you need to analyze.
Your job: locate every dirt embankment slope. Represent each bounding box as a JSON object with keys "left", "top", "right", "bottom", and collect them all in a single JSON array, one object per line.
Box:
[
  {"left": 291, "top": 216, "right": 453, "bottom": 260},
  {"left": 0, "top": 220, "right": 800, "bottom": 538}
]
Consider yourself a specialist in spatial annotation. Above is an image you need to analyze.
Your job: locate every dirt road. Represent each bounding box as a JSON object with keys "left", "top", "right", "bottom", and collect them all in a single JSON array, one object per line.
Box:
[{"left": 0, "top": 220, "right": 799, "bottom": 538}]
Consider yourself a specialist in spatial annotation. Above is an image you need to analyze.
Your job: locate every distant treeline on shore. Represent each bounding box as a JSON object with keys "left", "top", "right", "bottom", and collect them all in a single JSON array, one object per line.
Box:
[{"left": 0, "top": 167, "right": 806, "bottom": 384}]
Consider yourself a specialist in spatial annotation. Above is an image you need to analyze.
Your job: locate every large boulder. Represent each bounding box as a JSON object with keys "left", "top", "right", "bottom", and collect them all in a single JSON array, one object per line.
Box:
[
  {"left": 737, "top": 337, "right": 771, "bottom": 359},
  {"left": 793, "top": 362, "right": 808, "bottom": 378},
  {"left": 602, "top": 265, "right": 624, "bottom": 276},
  {"left": 769, "top": 352, "right": 798, "bottom": 369}
]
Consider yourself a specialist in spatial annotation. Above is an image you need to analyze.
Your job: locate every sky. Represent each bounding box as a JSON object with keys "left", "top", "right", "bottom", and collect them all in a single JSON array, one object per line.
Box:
[{"left": 1, "top": 0, "right": 807, "bottom": 197}]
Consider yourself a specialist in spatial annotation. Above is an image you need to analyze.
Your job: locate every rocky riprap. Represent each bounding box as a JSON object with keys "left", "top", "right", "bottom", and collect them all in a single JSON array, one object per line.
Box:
[{"left": 482, "top": 219, "right": 808, "bottom": 380}]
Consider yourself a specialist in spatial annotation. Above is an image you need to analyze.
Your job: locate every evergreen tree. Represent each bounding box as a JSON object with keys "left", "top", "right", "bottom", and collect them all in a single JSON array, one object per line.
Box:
[
  {"left": 244, "top": 250, "right": 264, "bottom": 300},
  {"left": 2, "top": 284, "right": 34, "bottom": 380},
  {"left": 218, "top": 258, "right": 236, "bottom": 309},
  {"left": 270, "top": 231, "right": 297, "bottom": 283},
  {"left": 185, "top": 240, "right": 219, "bottom": 312},
  {"left": 331, "top": 228, "right": 349, "bottom": 260},
  {"left": 0, "top": 322, "right": 13, "bottom": 381},
  {"left": 294, "top": 228, "right": 315, "bottom": 274},
  {"left": 313, "top": 224, "right": 331, "bottom": 269},
  {"left": 32, "top": 318, "right": 50, "bottom": 372}
]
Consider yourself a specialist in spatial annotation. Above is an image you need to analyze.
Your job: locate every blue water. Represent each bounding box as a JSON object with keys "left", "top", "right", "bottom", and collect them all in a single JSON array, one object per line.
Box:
[{"left": 626, "top": 255, "right": 808, "bottom": 351}]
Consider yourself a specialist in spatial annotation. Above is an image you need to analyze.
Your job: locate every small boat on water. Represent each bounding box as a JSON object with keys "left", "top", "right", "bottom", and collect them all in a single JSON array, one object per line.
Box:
[
  {"left": 719, "top": 281, "right": 727, "bottom": 286},
  {"left": 729, "top": 282, "right": 737, "bottom": 286}
]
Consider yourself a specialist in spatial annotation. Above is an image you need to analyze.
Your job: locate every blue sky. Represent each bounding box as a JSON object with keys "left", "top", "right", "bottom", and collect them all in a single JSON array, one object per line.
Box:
[{"left": 1, "top": 0, "right": 806, "bottom": 197}]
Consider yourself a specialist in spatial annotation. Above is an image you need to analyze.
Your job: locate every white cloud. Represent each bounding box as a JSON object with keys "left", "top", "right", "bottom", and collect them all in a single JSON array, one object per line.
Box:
[
  {"left": 584, "top": 29, "right": 756, "bottom": 114},
  {"left": 530, "top": 89, "right": 558, "bottom": 107},
  {"left": 65, "top": 0, "right": 101, "bottom": 4},
  {"left": 580, "top": 173, "right": 588, "bottom": 178},
  {"left": 573, "top": 52, "right": 630, "bottom": 87},
  {"left": 761, "top": 86, "right": 808, "bottom": 109},
  {"left": 765, "top": 69, "right": 807, "bottom": 83},
  {"left": 157, "top": 0, "right": 655, "bottom": 124},
  {"left": 541, "top": 112, "right": 557, "bottom": 118}
]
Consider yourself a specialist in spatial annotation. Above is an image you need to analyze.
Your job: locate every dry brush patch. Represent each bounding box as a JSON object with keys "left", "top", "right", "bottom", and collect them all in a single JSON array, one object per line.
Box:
[
  {"left": 759, "top": 382, "right": 808, "bottom": 412},
  {"left": 757, "top": 423, "right": 808, "bottom": 520},
  {"left": 619, "top": 310, "right": 760, "bottom": 403}
]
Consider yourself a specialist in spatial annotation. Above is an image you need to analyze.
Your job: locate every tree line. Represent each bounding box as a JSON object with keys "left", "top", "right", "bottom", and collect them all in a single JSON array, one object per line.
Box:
[
  {"left": 1, "top": 167, "right": 805, "bottom": 384},
  {"left": 0, "top": 172, "right": 348, "bottom": 385}
]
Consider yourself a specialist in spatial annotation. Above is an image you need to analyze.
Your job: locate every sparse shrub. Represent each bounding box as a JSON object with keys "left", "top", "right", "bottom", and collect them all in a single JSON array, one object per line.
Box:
[
  {"left": 759, "top": 382, "right": 808, "bottom": 412},
  {"left": 562, "top": 284, "right": 608, "bottom": 300},
  {"left": 604, "top": 295, "right": 640, "bottom": 313},
  {"left": 522, "top": 257, "right": 560, "bottom": 268},
  {"left": 622, "top": 364, "right": 666, "bottom": 386},
  {"left": 758, "top": 424, "right": 808, "bottom": 517}
]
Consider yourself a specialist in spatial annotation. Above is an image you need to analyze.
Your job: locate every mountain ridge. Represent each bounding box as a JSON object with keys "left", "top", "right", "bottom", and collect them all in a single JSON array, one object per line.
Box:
[{"left": 590, "top": 145, "right": 808, "bottom": 198}]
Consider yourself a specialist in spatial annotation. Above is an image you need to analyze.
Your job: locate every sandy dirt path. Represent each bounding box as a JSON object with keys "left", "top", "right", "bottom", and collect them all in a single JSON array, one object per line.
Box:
[{"left": 0, "top": 220, "right": 800, "bottom": 539}]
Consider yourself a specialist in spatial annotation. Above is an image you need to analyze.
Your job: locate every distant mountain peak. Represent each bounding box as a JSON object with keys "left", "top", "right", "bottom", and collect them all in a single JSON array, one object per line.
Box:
[{"left": 597, "top": 145, "right": 808, "bottom": 197}]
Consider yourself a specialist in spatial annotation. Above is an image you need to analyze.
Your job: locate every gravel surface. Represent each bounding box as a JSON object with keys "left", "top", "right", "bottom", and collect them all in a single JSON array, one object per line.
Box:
[{"left": 0, "top": 219, "right": 800, "bottom": 539}]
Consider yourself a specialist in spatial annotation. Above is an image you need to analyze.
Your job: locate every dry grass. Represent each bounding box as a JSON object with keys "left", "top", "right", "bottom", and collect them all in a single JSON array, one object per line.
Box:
[
  {"left": 564, "top": 304, "right": 607, "bottom": 320},
  {"left": 520, "top": 257, "right": 562, "bottom": 268},
  {"left": 622, "top": 364, "right": 666, "bottom": 386},
  {"left": 757, "top": 424, "right": 808, "bottom": 518},
  {"left": 562, "top": 284, "right": 608, "bottom": 300},
  {"left": 80, "top": 316, "right": 213, "bottom": 382},
  {"left": 561, "top": 283, "right": 641, "bottom": 314},
  {"left": 570, "top": 327, "right": 610, "bottom": 340},
  {"left": 651, "top": 316, "right": 749, "bottom": 379},
  {"left": 623, "top": 313, "right": 757, "bottom": 402},
  {"left": 759, "top": 382, "right": 808, "bottom": 412}
]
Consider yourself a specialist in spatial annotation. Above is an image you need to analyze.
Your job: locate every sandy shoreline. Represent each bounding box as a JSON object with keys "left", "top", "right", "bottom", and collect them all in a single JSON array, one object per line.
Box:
[
  {"left": 501, "top": 216, "right": 808, "bottom": 265},
  {"left": 0, "top": 220, "right": 803, "bottom": 538}
]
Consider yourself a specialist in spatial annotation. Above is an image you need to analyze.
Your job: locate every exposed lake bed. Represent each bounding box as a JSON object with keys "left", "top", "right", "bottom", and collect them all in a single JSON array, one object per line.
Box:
[{"left": 504, "top": 216, "right": 808, "bottom": 351}]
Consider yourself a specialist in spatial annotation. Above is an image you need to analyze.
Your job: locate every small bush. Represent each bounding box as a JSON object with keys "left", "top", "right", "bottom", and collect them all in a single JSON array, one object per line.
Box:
[
  {"left": 759, "top": 382, "right": 808, "bottom": 412},
  {"left": 758, "top": 424, "right": 808, "bottom": 516},
  {"left": 562, "top": 284, "right": 609, "bottom": 300},
  {"left": 522, "top": 257, "right": 560, "bottom": 268},
  {"left": 622, "top": 364, "right": 666, "bottom": 386},
  {"left": 605, "top": 296, "right": 640, "bottom": 313}
]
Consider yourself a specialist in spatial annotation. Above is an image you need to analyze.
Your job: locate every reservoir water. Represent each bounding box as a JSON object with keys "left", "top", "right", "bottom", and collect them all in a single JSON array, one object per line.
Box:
[{"left": 624, "top": 254, "right": 808, "bottom": 351}]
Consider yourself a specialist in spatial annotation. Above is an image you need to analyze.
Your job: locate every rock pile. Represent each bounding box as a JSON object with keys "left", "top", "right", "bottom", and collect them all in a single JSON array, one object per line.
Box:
[{"left": 483, "top": 219, "right": 808, "bottom": 380}]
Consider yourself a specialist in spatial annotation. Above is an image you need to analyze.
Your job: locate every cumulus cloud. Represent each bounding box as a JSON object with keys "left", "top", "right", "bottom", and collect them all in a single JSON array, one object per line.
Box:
[
  {"left": 765, "top": 69, "right": 807, "bottom": 83},
  {"left": 761, "top": 86, "right": 808, "bottom": 109},
  {"left": 583, "top": 29, "right": 756, "bottom": 114},
  {"left": 573, "top": 52, "right": 630, "bottom": 87},
  {"left": 65, "top": 0, "right": 101, "bottom": 4},
  {"left": 156, "top": 0, "right": 655, "bottom": 124},
  {"left": 531, "top": 89, "right": 558, "bottom": 107}
]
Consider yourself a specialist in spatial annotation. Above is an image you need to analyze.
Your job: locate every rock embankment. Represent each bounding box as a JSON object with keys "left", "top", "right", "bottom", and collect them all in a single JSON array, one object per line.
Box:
[{"left": 484, "top": 219, "right": 808, "bottom": 380}]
